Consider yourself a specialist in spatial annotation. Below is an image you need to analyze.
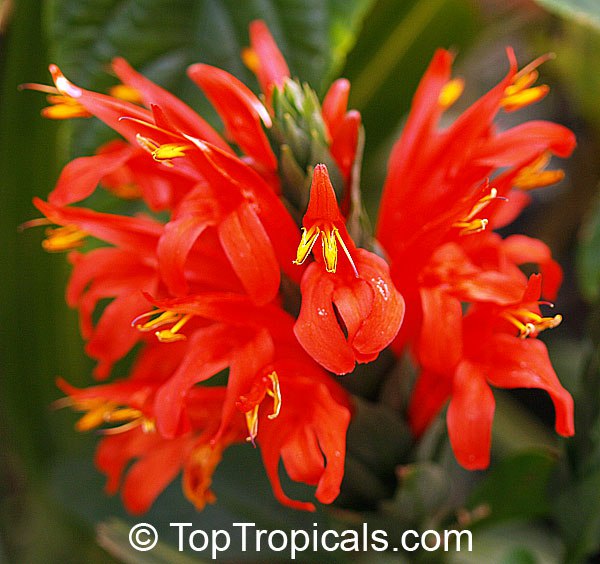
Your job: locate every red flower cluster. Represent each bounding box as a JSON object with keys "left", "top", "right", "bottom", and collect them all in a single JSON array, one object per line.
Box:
[
  {"left": 30, "top": 21, "right": 575, "bottom": 512},
  {"left": 376, "top": 49, "right": 575, "bottom": 469}
]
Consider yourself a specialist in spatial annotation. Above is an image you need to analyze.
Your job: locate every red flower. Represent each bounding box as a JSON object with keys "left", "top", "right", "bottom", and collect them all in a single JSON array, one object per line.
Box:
[
  {"left": 255, "top": 362, "right": 351, "bottom": 511},
  {"left": 373, "top": 48, "right": 576, "bottom": 464},
  {"left": 293, "top": 164, "right": 405, "bottom": 374},
  {"left": 410, "top": 275, "right": 573, "bottom": 469},
  {"left": 33, "top": 198, "right": 163, "bottom": 378},
  {"left": 29, "top": 18, "right": 578, "bottom": 514},
  {"left": 91, "top": 386, "right": 246, "bottom": 514},
  {"left": 376, "top": 49, "right": 575, "bottom": 269}
]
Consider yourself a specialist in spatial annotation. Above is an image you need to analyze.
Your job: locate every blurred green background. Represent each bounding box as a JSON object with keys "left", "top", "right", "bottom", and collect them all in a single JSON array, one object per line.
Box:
[{"left": 2, "top": 0, "right": 600, "bottom": 562}]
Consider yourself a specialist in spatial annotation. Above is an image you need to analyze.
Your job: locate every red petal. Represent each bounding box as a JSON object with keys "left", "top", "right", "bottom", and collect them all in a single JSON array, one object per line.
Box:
[
  {"left": 503, "top": 235, "right": 563, "bottom": 300},
  {"left": 260, "top": 438, "right": 316, "bottom": 511},
  {"left": 322, "top": 78, "right": 350, "bottom": 137},
  {"left": 34, "top": 198, "right": 162, "bottom": 256},
  {"left": 377, "top": 49, "right": 453, "bottom": 245},
  {"left": 447, "top": 361, "right": 495, "bottom": 470},
  {"left": 485, "top": 334, "right": 574, "bottom": 436},
  {"left": 111, "top": 57, "right": 229, "bottom": 151},
  {"left": 473, "top": 121, "right": 576, "bottom": 166},
  {"left": 215, "top": 329, "right": 274, "bottom": 441},
  {"left": 188, "top": 64, "right": 276, "bottom": 170},
  {"left": 281, "top": 426, "right": 324, "bottom": 485},
  {"left": 350, "top": 250, "right": 405, "bottom": 359},
  {"left": 304, "top": 163, "right": 345, "bottom": 226},
  {"left": 48, "top": 64, "right": 154, "bottom": 145},
  {"left": 158, "top": 213, "right": 215, "bottom": 296},
  {"left": 294, "top": 264, "right": 355, "bottom": 375},
  {"left": 153, "top": 325, "right": 236, "bottom": 438},
  {"left": 49, "top": 144, "right": 134, "bottom": 206},
  {"left": 121, "top": 436, "right": 189, "bottom": 514},
  {"left": 310, "top": 382, "right": 351, "bottom": 504},
  {"left": 218, "top": 202, "right": 280, "bottom": 305},
  {"left": 248, "top": 20, "right": 290, "bottom": 96},
  {"left": 184, "top": 138, "right": 302, "bottom": 283},
  {"left": 330, "top": 111, "right": 361, "bottom": 181},
  {"left": 85, "top": 290, "right": 152, "bottom": 379},
  {"left": 418, "top": 287, "right": 462, "bottom": 373}
]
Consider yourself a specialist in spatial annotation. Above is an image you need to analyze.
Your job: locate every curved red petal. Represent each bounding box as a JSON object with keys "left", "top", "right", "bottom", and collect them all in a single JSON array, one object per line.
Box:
[
  {"left": 49, "top": 64, "right": 154, "bottom": 145},
  {"left": 112, "top": 57, "right": 229, "bottom": 151},
  {"left": 218, "top": 203, "right": 280, "bottom": 306},
  {"left": 447, "top": 361, "right": 495, "bottom": 470},
  {"left": 294, "top": 264, "right": 355, "bottom": 375},
  {"left": 503, "top": 235, "right": 563, "bottom": 300},
  {"left": 248, "top": 20, "right": 290, "bottom": 96},
  {"left": 485, "top": 334, "right": 574, "bottom": 436},
  {"left": 473, "top": 121, "right": 576, "bottom": 166},
  {"left": 330, "top": 111, "right": 361, "bottom": 181},
  {"left": 188, "top": 64, "right": 276, "bottom": 170},
  {"left": 351, "top": 250, "right": 405, "bottom": 359},
  {"left": 34, "top": 198, "right": 162, "bottom": 255},
  {"left": 418, "top": 287, "right": 462, "bottom": 373},
  {"left": 322, "top": 78, "right": 350, "bottom": 137},
  {"left": 49, "top": 145, "right": 134, "bottom": 206},
  {"left": 158, "top": 214, "right": 214, "bottom": 296}
]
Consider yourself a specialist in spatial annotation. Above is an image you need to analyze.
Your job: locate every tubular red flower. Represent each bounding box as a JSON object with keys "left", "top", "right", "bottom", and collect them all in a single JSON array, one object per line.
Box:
[
  {"left": 293, "top": 165, "right": 404, "bottom": 374},
  {"left": 246, "top": 20, "right": 290, "bottom": 98},
  {"left": 410, "top": 276, "right": 574, "bottom": 468}
]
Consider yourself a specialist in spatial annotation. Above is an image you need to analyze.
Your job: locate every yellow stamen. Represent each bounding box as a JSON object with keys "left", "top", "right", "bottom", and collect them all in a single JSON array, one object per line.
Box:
[
  {"left": 155, "top": 313, "right": 193, "bottom": 343},
  {"left": 453, "top": 187, "right": 502, "bottom": 235},
  {"left": 42, "top": 95, "right": 91, "bottom": 119},
  {"left": 42, "top": 224, "right": 88, "bottom": 252},
  {"left": 501, "top": 85, "right": 549, "bottom": 112},
  {"left": 135, "top": 134, "right": 191, "bottom": 167},
  {"left": 514, "top": 153, "right": 565, "bottom": 190},
  {"left": 58, "top": 397, "right": 154, "bottom": 434},
  {"left": 453, "top": 218, "right": 488, "bottom": 235},
  {"left": 244, "top": 372, "right": 281, "bottom": 445},
  {"left": 502, "top": 54, "right": 553, "bottom": 112},
  {"left": 438, "top": 78, "right": 464, "bottom": 109},
  {"left": 294, "top": 225, "right": 321, "bottom": 266},
  {"left": 133, "top": 309, "right": 193, "bottom": 343},
  {"left": 265, "top": 372, "right": 281, "bottom": 420},
  {"left": 321, "top": 228, "right": 339, "bottom": 273},
  {"left": 502, "top": 308, "right": 562, "bottom": 339},
  {"left": 241, "top": 47, "right": 260, "bottom": 74},
  {"left": 152, "top": 143, "right": 192, "bottom": 161},
  {"left": 294, "top": 224, "right": 359, "bottom": 277},
  {"left": 245, "top": 405, "right": 260, "bottom": 445},
  {"left": 109, "top": 84, "right": 144, "bottom": 104}
]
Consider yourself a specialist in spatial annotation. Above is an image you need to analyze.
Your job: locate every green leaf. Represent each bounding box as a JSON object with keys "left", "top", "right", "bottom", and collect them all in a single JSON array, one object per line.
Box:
[
  {"left": 468, "top": 451, "right": 556, "bottom": 525},
  {"left": 531, "top": 0, "right": 600, "bottom": 31},
  {"left": 553, "top": 468, "right": 600, "bottom": 563},
  {"left": 380, "top": 462, "right": 452, "bottom": 527},
  {"left": 577, "top": 191, "right": 600, "bottom": 303},
  {"left": 97, "top": 519, "right": 204, "bottom": 564},
  {"left": 338, "top": 0, "right": 480, "bottom": 213},
  {"left": 52, "top": 445, "right": 349, "bottom": 563},
  {"left": 447, "top": 521, "right": 563, "bottom": 564},
  {"left": 48, "top": 0, "right": 375, "bottom": 155}
]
